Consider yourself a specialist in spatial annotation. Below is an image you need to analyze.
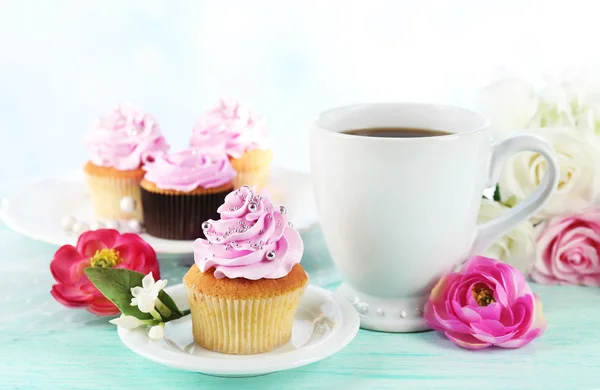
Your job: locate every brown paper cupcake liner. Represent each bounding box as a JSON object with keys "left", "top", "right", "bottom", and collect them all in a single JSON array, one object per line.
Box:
[
  {"left": 140, "top": 186, "right": 231, "bottom": 240},
  {"left": 185, "top": 285, "right": 306, "bottom": 355}
]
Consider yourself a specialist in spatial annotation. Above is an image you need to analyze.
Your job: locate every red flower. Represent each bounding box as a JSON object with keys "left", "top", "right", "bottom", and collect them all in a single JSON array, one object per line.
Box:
[{"left": 50, "top": 229, "right": 160, "bottom": 316}]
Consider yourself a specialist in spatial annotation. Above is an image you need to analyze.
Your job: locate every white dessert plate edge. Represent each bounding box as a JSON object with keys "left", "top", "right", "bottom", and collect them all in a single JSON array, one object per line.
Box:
[{"left": 117, "top": 284, "right": 360, "bottom": 377}]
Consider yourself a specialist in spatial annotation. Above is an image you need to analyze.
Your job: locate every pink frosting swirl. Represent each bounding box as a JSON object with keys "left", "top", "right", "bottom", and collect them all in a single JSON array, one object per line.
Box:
[
  {"left": 85, "top": 104, "right": 169, "bottom": 170},
  {"left": 194, "top": 186, "right": 303, "bottom": 279},
  {"left": 189, "top": 99, "right": 269, "bottom": 159},
  {"left": 143, "top": 149, "right": 236, "bottom": 192}
]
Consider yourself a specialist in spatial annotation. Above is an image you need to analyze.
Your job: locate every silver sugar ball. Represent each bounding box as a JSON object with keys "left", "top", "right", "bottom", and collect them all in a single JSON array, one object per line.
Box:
[
  {"left": 104, "top": 220, "right": 120, "bottom": 230},
  {"left": 260, "top": 229, "right": 265, "bottom": 234},
  {"left": 60, "top": 216, "right": 77, "bottom": 231},
  {"left": 248, "top": 203, "right": 258, "bottom": 212},
  {"left": 267, "top": 215, "right": 272, "bottom": 219},
  {"left": 279, "top": 206, "right": 287, "bottom": 215},
  {"left": 288, "top": 222, "right": 294, "bottom": 228},
  {"left": 127, "top": 219, "right": 143, "bottom": 233},
  {"left": 71, "top": 221, "right": 89, "bottom": 234},
  {"left": 120, "top": 196, "right": 137, "bottom": 213},
  {"left": 202, "top": 221, "right": 211, "bottom": 230},
  {"left": 266, "top": 250, "right": 276, "bottom": 261},
  {"left": 89, "top": 221, "right": 106, "bottom": 231}
]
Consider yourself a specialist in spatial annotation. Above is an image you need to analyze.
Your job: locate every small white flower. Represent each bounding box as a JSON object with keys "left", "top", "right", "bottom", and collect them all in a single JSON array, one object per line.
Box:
[
  {"left": 498, "top": 127, "right": 600, "bottom": 220},
  {"left": 130, "top": 272, "right": 168, "bottom": 314},
  {"left": 477, "top": 199, "right": 536, "bottom": 273},
  {"left": 148, "top": 323, "right": 165, "bottom": 340},
  {"left": 109, "top": 315, "right": 146, "bottom": 330}
]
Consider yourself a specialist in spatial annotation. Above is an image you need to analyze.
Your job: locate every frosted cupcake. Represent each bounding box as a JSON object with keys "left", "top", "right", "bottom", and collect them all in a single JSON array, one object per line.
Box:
[
  {"left": 140, "top": 149, "right": 236, "bottom": 240},
  {"left": 184, "top": 185, "right": 307, "bottom": 354},
  {"left": 189, "top": 99, "right": 273, "bottom": 189},
  {"left": 84, "top": 105, "right": 169, "bottom": 221}
]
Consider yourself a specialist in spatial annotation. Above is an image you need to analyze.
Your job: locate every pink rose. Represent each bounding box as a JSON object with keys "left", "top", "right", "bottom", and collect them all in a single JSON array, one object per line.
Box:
[
  {"left": 531, "top": 206, "right": 600, "bottom": 286},
  {"left": 50, "top": 229, "right": 160, "bottom": 315},
  {"left": 424, "top": 256, "right": 546, "bottom": 350}
]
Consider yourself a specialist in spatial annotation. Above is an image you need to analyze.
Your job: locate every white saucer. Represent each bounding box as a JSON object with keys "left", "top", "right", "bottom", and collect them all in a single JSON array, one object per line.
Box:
[
  {"left": 117, "top": 284, "right": 360, "bottom": 377},
  {"left": 1, "top": 167, "right": 318, "bottom": 254}
]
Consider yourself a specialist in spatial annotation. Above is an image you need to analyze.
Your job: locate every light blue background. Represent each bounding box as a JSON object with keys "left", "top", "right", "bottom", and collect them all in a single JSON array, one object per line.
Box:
[{"left": 2, "top": 0, "right": 600, "bottom": 194}]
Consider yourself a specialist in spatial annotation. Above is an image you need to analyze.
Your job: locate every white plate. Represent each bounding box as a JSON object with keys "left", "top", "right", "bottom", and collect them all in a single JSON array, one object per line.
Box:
[
  {"left": 118, "top": 284, "right": 359, "bottom": 377},
  {"left": 1, "top": 167, "right": 318, "bottom": 254}
]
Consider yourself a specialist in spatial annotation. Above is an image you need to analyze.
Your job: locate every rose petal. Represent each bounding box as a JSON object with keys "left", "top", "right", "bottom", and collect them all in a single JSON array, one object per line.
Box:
[
  {"left": 50, "top": 245, "right": 84, "bottom": 283},
  {"left": 452, "top": 301, "right": 482, "bottom": 324},
  {"left": 87, "top": 296, "right": 119, "bottom": 316},
  {"left": 445, "top": 331, "right": 492, "bottom": 350},
  {"left": 51, "top": 284, "right": 93, "bottom": 307},
  {"left": 76, "top": 229, "right": 120, "bottom": 257}
]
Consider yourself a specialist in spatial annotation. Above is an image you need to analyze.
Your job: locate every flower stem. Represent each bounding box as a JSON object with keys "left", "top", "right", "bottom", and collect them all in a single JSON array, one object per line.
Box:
[
  {"left": 155, "top": 298, "right": 172, "bottom": 319},
  {"left": 150, "top": 308, "right": 162, "bottom": 321}
]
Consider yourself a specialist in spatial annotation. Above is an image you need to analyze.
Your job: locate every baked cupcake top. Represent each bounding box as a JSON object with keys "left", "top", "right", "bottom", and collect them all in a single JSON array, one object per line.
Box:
[
  {"left": 85, "top": 104, "right": 169, "bottom": 170},
  {"left": 143, "top": 149, "right": 236, "bottom": 192},
  {"left": 194, "top": 186, "right": 303, "bottom": 280},
  {"left": 189, "top": 99, "right": 269, "bottom": 159}
]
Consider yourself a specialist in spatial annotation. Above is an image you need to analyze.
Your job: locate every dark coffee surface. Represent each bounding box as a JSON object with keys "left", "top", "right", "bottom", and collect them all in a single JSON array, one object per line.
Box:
[{"left": 342, "top": 127, "right": 452, "bottom": 138}]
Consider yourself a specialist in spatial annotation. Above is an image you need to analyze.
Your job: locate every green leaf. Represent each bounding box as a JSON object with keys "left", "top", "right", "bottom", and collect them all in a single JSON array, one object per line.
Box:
[
  {"left": 493, "top": 185, "right": 501, "bottom": 202},
  {"left": 85, "top": 267, "right": 152, "bottom": 320},
  {"left": 157, "top": 290, "right": 188, "bottom": 321},
  {"left": 84, "top": 267, "right": 189, "bottom": 322}
]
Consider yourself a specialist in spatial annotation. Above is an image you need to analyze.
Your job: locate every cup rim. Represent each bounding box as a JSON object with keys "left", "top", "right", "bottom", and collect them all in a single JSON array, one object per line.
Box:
[{"left": 313, "top": 102, "right": 491, "bottom": 141}]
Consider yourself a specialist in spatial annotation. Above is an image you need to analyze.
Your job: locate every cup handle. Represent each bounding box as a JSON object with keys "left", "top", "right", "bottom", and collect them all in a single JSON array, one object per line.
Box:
[{"left": 467, "top": 133, "right": 559, "bottom": 259}]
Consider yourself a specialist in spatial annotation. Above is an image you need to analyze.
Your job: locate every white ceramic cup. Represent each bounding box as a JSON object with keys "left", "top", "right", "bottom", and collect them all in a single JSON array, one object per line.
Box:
[{"left": 309, "top": 103, "right": 559, "bottom": 332}]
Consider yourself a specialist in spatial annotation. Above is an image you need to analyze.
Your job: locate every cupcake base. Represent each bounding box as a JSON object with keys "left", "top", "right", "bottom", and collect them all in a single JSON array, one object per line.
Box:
[
  {"left": 83, "top": 162, "right": 145, "bottom": 221},
  {"left": 140, "top": 180, "right": 233, "bottom": 240},
  {"left": 184, "top": 264, "right": 308, "bottom": 355}
]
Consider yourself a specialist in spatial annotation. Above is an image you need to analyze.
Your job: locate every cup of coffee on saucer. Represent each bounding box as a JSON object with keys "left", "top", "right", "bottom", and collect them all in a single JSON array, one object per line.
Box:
[{"left": 309, "top": 103, "right": 560, "bottom": 332}]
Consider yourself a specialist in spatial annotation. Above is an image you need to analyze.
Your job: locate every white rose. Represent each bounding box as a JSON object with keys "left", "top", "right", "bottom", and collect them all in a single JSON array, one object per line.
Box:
[
  {"left": 476, "top": 70, "right": 600, "bottom": 139},
  {"left": 475, "top": 76, "right": 538, "bottom": 139},
  {"left": 477, "top": 199, "right": 536, "bottom": 273},
  {"left": 497, "top": 127, "right": 599, "bottom": 220}
]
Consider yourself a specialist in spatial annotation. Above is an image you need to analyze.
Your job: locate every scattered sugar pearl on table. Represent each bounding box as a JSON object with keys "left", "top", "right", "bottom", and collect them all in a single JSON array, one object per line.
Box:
[
  {"left": 127, "top": 219, "right": 143, "bottom": 233},
  {"left": 120, "top": 196, "right": 137, "bottom": 213},
  {"left": 60, "top": 216, "right": 77, "bottom": 231},
  {"left": 89, "top": 221, "right": 105, "bottom": 231},
  {"left": 71, "top": 221, "right": 89, "bottom": 234},
  {"left": 104, "top": 220, "right": 120, "bottom": 230}
]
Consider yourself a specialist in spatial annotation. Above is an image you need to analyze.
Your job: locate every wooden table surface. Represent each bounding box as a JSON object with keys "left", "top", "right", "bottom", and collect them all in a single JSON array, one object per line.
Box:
[{"left": 1, "top": 220, "right": 599, "bottom": 390}]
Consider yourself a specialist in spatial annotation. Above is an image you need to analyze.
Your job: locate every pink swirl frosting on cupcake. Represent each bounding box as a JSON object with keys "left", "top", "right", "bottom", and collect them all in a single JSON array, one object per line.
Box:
[
  {"left": 85, "top": 104, "right": 169, "bottom": 170},
  {"left": 189, "top": 99, "right": 269, "bottom": 159},
  {"left": 194, "top": 186, "right": 303, "bottom": 279},
  {"left": 143, "top": 149, "right": 236, "bottom": 192}
]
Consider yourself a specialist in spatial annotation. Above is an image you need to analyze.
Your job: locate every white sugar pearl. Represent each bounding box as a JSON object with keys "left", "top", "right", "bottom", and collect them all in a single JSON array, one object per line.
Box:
[
  {"left": 89, "top": 221, "right": 105, "bottom": 231},
  {"left": 120, "top": 197, "right": 137, "bottom": 213},
  {"left": 127, "top": 219, "right": 143, "bottom": 233},
  {"left": 71, "top": 221, "right": 89, "bottom": 234},
  {"left": 60, "top": 216, "right": 77, "bottom": 231},
  {"left": 104, "top": 220, "right": 120, "bottom": 230}
]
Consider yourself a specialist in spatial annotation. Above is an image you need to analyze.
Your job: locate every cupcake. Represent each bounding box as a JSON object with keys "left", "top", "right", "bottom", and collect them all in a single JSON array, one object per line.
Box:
[
  {"left": 190, "top": 99, "right": 273, "bottom": 189},
  {"left": 84, "top": 105, "right": 169, "bottom": 221},
  {"left": 184, "top": 185, "right": 307, "bottom": 354},
  {"left": 140, "top": 149, "right": 236, "bottom": 240}
]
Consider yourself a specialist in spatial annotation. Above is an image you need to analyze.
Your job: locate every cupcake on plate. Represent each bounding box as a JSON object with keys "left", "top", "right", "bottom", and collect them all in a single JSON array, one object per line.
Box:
[
  {"left": 184, "top": 185, "right": 307, "bottom": 354},
  {"left": 141, "top": 149, "right": 236, "bottom": 240},
  {"left": 190, "top": 99, "right": 273, "bottom": 189},
  {"left": 84, "top": 104, "right": 169, "bottom": 221}
]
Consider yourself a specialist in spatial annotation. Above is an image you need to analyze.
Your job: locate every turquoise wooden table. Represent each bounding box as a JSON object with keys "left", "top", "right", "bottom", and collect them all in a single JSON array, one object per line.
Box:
[{"left": 2, "top": 218, "right": 600, "bottom": 390}]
